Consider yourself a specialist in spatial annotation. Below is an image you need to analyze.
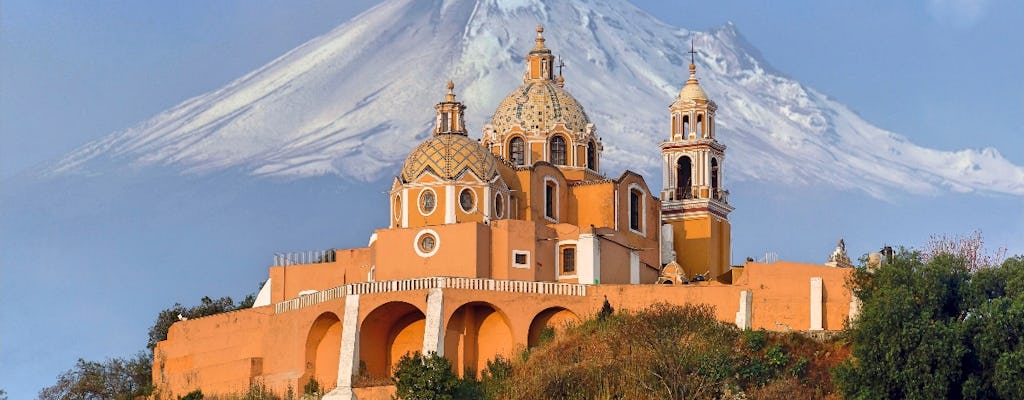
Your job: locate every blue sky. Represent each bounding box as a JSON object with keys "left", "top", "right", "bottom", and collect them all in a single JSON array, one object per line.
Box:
[{"left": 1, "top": 1, "right": 1023, "bottom": 398}]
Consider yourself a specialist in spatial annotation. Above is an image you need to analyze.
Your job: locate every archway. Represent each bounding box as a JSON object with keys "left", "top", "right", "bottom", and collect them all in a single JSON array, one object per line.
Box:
[
  {"left": 528, "top": 307, "right": 580, "bottom": 348},
  {"left": 304, "top": 312, "right": 342, "bottom": 391},
  {"left": 676, "top": 156, "right": 693, "bottom": 199},
  {"left": 444, "top": 302, "right": 514, "bottom": 377},
  {"left": 359, "top": 302, "right": 426, "bottom": 379}
]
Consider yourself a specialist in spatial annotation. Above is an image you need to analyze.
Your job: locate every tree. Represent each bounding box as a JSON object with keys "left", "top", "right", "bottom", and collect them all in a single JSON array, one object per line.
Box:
[
  {"left": 37, "top": 352, "right": 152, "bottom": 400},
  {"left": 835, "top": 246, "right": 1024, "bottom": 400},
  {"left": 392, "top": 351, "right": 471, "bottom": 400}
]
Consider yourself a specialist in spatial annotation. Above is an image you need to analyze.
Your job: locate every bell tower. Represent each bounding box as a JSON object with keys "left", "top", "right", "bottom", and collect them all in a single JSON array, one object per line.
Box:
[{"left": 659, "top": 47, "right": 733, "bottom": 280}]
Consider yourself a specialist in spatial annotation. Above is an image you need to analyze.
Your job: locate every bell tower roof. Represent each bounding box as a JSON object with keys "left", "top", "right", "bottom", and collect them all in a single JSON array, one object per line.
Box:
[{"left": 676, "top": 43, "right": 709, "bottom": 102}]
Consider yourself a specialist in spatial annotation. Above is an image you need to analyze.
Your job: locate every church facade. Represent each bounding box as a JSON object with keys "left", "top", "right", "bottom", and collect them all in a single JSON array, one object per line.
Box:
[{"left": 153, "top": 27, "right": 855, "bottom": 399}]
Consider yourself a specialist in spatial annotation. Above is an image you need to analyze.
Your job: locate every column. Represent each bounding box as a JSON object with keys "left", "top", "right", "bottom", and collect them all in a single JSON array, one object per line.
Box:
[
  {"left": 324, "top": 294, "right": 361, "bottom": 400},
  {"left": 422, "top": 288, "right": 445, "bottom": 355},
  {"left": 576, "top": 234, "right": 601, "bottom": 285},
  {"left": 810, "top": 277, "right": 823, "bottom": 331},
  {"left": 735, "top": 290, "right": 752, "bottom": 330}
]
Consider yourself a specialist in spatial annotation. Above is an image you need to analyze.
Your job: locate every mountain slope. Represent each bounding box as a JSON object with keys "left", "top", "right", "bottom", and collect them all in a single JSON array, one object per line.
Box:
[{"left": 45, "top": 0, "right": 1024, "bottom": 198}]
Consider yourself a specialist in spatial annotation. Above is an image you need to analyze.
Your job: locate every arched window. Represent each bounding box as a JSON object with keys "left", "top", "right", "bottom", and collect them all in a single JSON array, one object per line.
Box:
[
  {"left": 550, "top": 136, "right": 567, "bottom": 165},
  {"left": 509, "top": 137, "right": 525, "bottom": 166},
  {"left": 711, "top": 158, "right": 720, "bottom": 199},
  {"left": 629, "top": 189, "right": 642, "bottom": 232},
  {"left": 682, "top": 115, "right": 690, "bottom": 138},
  {"left": 586, "top": 141, "right": 596, "bottom": 170},
  {"left": 696, "top": 114, "right": 704, "bottom": 138},
  {"left": 676, "top": 156, "right": 692, "bottom": 200}
]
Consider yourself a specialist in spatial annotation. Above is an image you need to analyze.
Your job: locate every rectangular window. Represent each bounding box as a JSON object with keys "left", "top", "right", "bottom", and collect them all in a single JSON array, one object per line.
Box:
[
  {"left": 562, "top": 247, "right": 576, "bottom": 273},
  {"left": 545, "top": 183, "right": 555, "bottom": 219},
  {"left": 629, "top": 190, "right": 640, "bottom": 231},
  {"left": 513, "top": 250, "right": 530, "bottom": 269}
]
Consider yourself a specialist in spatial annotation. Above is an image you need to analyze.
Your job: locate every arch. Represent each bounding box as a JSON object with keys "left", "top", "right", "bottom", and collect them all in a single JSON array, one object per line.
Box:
[
  {"left": 682, "top": 114, "right": 690, "bottom": 138},
  {"left": 528, "top": 307, "right": 580, "bottom": 348},
  {"left": 444, "top": 302, "right": 514, "bottom": 377},
  {"left": 586, "top": 140, "right": 596, "bottom": 170},
  {"left": 508, "top": 136, "right": 526, "bottom": 166},
  {"left": 696, "top": 114, "right": 704, "bottom": 138},
  {"left": 359, "top": 302, "right": 426, "bottom": 379},
  {"left": 711, "top": 158, "right": 720, "bottom": 198},
  {"left": 676, "top": 156, "right": 693, "bottom": 200},
  {"left": 549, "top": 135, "right": 567, "bottom": 166},
  {"left": 304, "top": 312, "right": 342, "bottom": 391}
]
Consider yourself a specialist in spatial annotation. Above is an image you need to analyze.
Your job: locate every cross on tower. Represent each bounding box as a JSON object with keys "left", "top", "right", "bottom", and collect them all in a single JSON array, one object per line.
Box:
[
  {"left": 557, "top": 57, "right": 566, "bottom": 77},
  {"left": 687, "top": 40, "right": 697, "bottom": 65}
]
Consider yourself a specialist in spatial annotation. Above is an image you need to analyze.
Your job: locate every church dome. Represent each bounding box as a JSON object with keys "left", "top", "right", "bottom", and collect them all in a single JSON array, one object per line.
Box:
[
  {"left": 401, "top": 133, "right": 499, "bottom": 182},
  {"left": 491, "top": 80, "right": 591, "bottom": 135},
  {"left": 676, "top": 63, "right": 708, "bottom": 102}
]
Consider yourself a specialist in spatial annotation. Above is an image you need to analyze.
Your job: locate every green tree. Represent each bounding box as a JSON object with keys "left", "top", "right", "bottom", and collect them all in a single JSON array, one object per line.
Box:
[
  {"left": 392, "top": 351, "right": 467, "bottom": 400},
  {"left": 37, "top": 352, "right": 152, "bottom": 400},
  {"left": 835, "top": 247, "right": 1024, "bottom": 400}
]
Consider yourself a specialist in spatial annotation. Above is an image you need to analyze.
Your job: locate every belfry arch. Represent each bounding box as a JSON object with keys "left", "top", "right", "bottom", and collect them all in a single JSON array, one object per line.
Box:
[
  {"left": 303, "top": 312, "right": 342, "bottom": 391},
  {"left": 359, "top": 302, "right": 426, "bottom": 379},
  {"left": 528, "top": 307, "right": 580, "bottom": 348},
  {"left": 676, "top": 156, "right": 693, "bottom": 199},
  {"left": 444, "top": 302, "right": 514, "bottom": 377}
]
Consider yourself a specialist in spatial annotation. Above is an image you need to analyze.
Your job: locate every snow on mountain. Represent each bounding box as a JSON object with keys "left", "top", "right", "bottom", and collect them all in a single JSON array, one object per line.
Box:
[{"left": 45, "top": 0, "right": 1024, "bottom": 198}]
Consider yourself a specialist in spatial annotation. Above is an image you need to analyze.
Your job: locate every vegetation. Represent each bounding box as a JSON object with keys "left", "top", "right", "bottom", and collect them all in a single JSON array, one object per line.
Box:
[
  {"left": 477, "top": 303, "right": 843, "bottom": 399},
  {"left": 835, "top": 241, "right": 1024, "bottom": 400},
  {"left": 392, "top": 351, "right": 481, "bottom": 400},
  {"left": 36, "top": 352, "right": 153, "bottom": 400},
  {"left": 39, "top": 293, "right": 254, "bottom": 400}
]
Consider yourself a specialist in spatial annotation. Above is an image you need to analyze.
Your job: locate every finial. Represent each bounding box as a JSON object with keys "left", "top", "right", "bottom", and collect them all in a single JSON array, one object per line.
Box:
[
  {"left": 535, "top": 24, "right": 546, "bottom": 49},
  {"left": 687, "top": 39, "right": 697, "bottom": 78},
  {"left": 445, "top": 80, "right": 456, "bottom": 102},
  {"left": 556, "top": 75, "right": 565, "bottom": 88}
]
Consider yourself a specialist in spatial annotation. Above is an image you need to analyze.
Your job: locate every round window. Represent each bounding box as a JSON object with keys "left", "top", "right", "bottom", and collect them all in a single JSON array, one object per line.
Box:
[
  {"left": 419, "top": 234, "right": 436, "bottom": 252},
  {"left": 494, "top": 193, "right": 504, "bottom": 219},
  {"left": 414, "top": 229, "right": 440, "bottom": 257},
  {"left": 420, "top": 190, "right": 436, "bottom": 214},
  {"left": 459, "top": 188, "right": 475, "bottom": 212}
]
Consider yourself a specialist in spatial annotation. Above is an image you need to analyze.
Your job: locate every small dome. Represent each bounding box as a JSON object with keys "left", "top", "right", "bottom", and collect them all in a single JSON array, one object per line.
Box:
[
  {"left": 401, "top": 134, "right": 499, "bottom": 182},
  {"left": 490, "top": 80, "right": 590, "bottom": 135},
  {"left": 676, "top": 64, "right": 708, "bottom": 102}
]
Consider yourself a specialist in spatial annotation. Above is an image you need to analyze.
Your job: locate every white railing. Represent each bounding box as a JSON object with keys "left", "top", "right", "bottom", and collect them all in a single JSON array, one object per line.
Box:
[{"left": 274, "top": 277, "right": 588, "bottom": 314}]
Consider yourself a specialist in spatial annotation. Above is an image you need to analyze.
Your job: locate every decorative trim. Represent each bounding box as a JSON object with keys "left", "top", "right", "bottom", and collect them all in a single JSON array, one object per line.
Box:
[
  {"left": 543, "top": 176, "right": 559, "bottom": 223},
  {"left": 414, "top": 229, "right": 441, "bottom": 258},
  {"left": 555, "top": 240, "right": 578, "bottom": 279}
]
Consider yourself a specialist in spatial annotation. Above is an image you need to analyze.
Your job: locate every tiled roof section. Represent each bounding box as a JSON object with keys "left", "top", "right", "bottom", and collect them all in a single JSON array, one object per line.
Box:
[
  {"left": 490, "top": 80, "right": 590, "bottom": 135},
  {"left": 401, "top": 134, "right": 499, "bottom": 182}
]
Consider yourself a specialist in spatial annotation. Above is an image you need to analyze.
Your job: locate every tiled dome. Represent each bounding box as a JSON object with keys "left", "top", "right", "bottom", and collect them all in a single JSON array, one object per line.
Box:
[
  {"left": 490, "top": 80, "right": 590, "bottom": 135},
  {"left": 401, "top": 134, "right": 499, "bottom": 182}
]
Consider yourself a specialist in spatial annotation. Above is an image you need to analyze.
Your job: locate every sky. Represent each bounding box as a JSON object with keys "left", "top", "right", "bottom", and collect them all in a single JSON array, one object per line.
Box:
[{"left": 1, "top": 0, "right": 1023, "bottom": 398}]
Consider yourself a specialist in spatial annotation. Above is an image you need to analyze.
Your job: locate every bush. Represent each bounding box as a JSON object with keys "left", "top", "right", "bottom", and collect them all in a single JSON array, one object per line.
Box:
[{"left": 392, "top": 351, "right": 471, "bottom": 400}]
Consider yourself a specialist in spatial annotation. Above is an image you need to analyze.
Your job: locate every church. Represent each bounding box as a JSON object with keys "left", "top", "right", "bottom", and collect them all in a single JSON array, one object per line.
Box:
[{"left": 153, "top": 26, "right": 855, "bottom": 399}]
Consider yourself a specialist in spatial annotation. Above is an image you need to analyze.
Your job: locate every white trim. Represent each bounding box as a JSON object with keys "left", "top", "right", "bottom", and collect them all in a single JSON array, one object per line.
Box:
[
  {"left": 417, "top": 187, "right": 438, "bottom": 217},
  {"left": 414, "top": 229, "right": 441, "bottom": 258},
  {"left": 543, "top": 176, "right": 559, "bottom": 223},
  {"left": 627, "top": 183, "right": 647, "bottom": 237},
  {"left": 392, "top": 193, "right": 402, "bottom": 224},
  {"left": 512, "top": 250, "right": 531, "bottom": 269},
  {"left": 401, "top": 188, "right": 410, "bottom": 228},
  {"left": 444, "top": 184, "right": 456, "bottom": 224},
  {"left": 555, "top": 240, "right": 579, "bottom": 279}
]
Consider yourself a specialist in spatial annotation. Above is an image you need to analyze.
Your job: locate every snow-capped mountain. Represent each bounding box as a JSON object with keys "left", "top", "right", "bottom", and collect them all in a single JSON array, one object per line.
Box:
[{"left": 45, "top": 0, "right": 1024, "bottom": 199}]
